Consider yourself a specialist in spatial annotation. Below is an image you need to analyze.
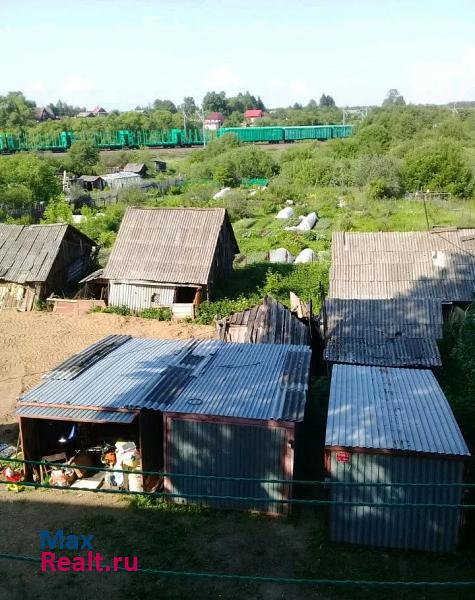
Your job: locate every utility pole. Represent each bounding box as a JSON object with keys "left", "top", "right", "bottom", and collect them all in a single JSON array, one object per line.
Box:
[{"left": 196, "top": 105, "right": 206, "bottom": 147}]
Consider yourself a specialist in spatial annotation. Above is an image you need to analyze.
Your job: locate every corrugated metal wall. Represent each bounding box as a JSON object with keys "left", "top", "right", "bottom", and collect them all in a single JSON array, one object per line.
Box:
[
  {"left": 328, "top": 451, "right": 465, "bottom": 552},
  {"left": 109, "top": 281, "right": 175, "bottom": 311},
  {"left": 166, "top": 418, "right": 292, "bottom": 514}
]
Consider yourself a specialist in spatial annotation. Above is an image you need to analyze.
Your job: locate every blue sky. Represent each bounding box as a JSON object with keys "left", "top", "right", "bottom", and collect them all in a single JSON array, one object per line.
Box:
[{"left": 1, "top": 0, "right": 474, "bottom": 110}]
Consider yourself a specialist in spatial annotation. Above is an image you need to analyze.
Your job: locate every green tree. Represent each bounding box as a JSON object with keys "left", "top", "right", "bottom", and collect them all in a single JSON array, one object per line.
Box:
[
  {"left": 66, "top": 139, "right": 100, "bottom": 175},
  {"left": 383, "top": 88, "right": 406, "bottom": 106},
  {"left": 0, "top": 91, "right": 36, "bottom": 130},
  {"left": 152, "top": 99, "right": 177, "bottom": 113},
  {"left": 41, "top": 196, "right": 73, "bottom": 224},
  {"left": 203, "top": 91, "right": 228, "bottom": 114},
  {"left": 402, "top": 139, "right": 473, "bottom": 197},
  {"left": 181, "top": 96, "right": 197, "bottom": 116},
  {"left": 0, "top": 154, "right": 61, "bottom": 204},
  {"left": 319, "top": 94, "right": 336, "bottom": 108}
]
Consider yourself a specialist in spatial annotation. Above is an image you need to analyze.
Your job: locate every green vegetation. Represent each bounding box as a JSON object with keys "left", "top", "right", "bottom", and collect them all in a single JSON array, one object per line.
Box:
[{"left": 91, "top": 304, "right": 172, "bottom": 321}]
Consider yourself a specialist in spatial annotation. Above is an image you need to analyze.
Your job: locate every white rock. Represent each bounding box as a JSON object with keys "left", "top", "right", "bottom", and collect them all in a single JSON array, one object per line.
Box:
[
  {"left": 72, "top": 214, "right": 86, "bottom": 224},
  {"left": 284, "top": 212, "right": 318, "bottom": 232}
]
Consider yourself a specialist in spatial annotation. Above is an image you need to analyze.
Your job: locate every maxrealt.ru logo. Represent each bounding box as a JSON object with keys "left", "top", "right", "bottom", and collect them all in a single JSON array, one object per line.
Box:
[{"left": 40, "top": 530, "right": 138, "bottom": 572}]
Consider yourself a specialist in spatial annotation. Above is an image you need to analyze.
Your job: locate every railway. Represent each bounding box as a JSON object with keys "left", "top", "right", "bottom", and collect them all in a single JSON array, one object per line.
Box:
[{"left": 0, "top": 124, "right": 353, "bottom": 153}]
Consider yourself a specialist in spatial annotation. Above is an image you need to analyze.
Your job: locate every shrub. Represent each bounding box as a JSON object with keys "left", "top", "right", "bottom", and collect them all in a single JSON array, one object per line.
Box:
[
  {"left": 138, "top": 307, "right": 172, "bottom": 320},
  {"left": 402, "top": 139, "right": 473, "bottom": 197}
]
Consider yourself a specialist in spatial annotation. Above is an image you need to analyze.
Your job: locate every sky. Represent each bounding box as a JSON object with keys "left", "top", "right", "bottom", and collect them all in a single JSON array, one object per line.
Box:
[{"left": 1, "top": 0, "right": 474, "bottom": 111}]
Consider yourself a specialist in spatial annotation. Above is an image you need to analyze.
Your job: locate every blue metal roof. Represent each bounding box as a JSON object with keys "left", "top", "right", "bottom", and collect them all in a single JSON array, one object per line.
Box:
[
  {"left": 18, "top": 338, "right": 311, "bottom": 422},
  {"left": 16, "top": 405, "right": 137, "bottom": 424},
  {"left": 326, "top": 365, "right": 470, "bottom": 457}
]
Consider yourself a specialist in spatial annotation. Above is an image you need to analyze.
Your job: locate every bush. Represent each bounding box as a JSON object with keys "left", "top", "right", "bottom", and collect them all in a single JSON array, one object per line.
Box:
[
  {"left": 402, "top": 139, "right": 473, "bottom": 198},
  {"left": 352, "top": 155, "right": 403, "bottom": 197},
  {"left": 138, "top": 307, "right": 172, "bottom": 320}
]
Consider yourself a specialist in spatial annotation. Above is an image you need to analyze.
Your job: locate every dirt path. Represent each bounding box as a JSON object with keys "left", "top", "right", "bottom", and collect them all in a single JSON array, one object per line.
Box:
[{"left": 0, "top": 311, "right": 213, "bottom": 442}]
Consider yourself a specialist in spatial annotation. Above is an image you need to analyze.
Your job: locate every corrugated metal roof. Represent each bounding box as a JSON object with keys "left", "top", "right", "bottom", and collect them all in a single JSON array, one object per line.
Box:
[
  {"left": 101, "top": 172, "right": 141, "bottom": 182},
  {"left": 0, "top": 223, "right": 93, "bottom": 284},
  {"left": 102, "top": 207, "right": 239, "bottom": 285},
  {"left": 330, "top": 230, "right": 475, "bottom": 301},
  {"left": 17, "top": 405, "right": 137, "bottom": 423},
  {"left": 324, "top": 336, "right": 441, "bottom": 367},
  {"left": 18, "top": 337, "right": 311, "bottom": 422},
  {"left": 325, "top": 298, "right": 444, "bottom": 339},
  {"left": 325, "top": 364, "right": 470, "bottom": 457}
]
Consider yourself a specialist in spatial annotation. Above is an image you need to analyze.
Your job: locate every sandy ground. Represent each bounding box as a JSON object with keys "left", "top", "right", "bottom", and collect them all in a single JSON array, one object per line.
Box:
[{"left": 0, "top": 311, "right": 213, "bottom": 443}]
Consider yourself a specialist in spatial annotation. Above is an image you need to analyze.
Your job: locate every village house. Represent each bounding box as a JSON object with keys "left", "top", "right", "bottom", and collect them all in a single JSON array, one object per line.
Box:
[
  {"left": 102, "top": 207, "right": 239, "bottom": 317},
  {"left": 243, "top": 109, "right": 264, "bottom": 125},
  {"left": 34, "top": 106, "right": 56, "bottom": 122},
  {"left": 204, "top": 112, "right": 224, "bottom": 131},
  {"left": 77, "top": 175, "right": 105, "bottom": 191},
  {"left": 17, "top": 336, "right": 311, "bottom": 514},
  {"left": 0, "top": 223, "right": 96, "bottom": 310}
]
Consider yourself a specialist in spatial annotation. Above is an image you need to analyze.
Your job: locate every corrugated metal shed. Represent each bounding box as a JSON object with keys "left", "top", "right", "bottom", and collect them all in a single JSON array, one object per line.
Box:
[
  {"left": 217, "top": 296, "right": 310, "bottom": 345},
  {"left": 18, "top": 337, "right": 311, "bottom": 422},
  {"left": 326, "top": 364, "right": 469, "bottom": 456},
  {"left": 326, "top": 364, "right": 470, "bottom": 552},
  {"left": 0, "top": 223, "right": 94, "bottom": 284},
  {"left": 102, "top": 207, "right": 239, "bottom": 286},
  {"left": 323, "top": 298, "right": 443, "bottom": 367},
  {"left": 330, "top": 230, "right": 475, "bottom": 301}
]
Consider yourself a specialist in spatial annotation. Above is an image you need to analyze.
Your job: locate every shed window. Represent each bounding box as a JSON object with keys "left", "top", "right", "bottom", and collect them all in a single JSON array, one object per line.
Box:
[{"left": 151, "top": 293, "right": 161, "bottom": 305}]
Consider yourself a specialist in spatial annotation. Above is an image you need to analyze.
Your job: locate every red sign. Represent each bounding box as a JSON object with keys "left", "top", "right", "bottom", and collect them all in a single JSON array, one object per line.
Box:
[{"left": 336, "top": 451, "right": 351, "bottom": 463}]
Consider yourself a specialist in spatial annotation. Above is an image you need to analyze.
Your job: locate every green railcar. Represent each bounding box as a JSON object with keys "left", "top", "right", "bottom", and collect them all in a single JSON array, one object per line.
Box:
[
  {"left": 283, "top": 125, "right": 334, "bottom": 141},
  {"left": 332, "top": 125, "right": 353, "bottom": 138},
  {"left": 217, "top": 127, "right": 284, "bottom": 143}
]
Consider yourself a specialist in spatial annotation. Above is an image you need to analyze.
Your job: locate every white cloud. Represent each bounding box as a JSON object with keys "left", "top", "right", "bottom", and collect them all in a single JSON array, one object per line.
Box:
[
  {"left": 289, "top": 79, "right": 309, "bottom": 98},
  {"left": 204, "top": 65, "right": 240, "bottom": 88},
  {"left": 60, "top": 76, "right": 96, "bottom": 93},
  {"left": 407, "top": 47, "right": 475, "bottom": 104}
]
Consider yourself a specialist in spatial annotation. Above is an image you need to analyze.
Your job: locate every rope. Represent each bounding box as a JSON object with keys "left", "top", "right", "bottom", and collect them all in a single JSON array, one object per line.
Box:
[
  {"left": 0, "top": 479, "right": 472, "bottom": 509},
  {"left": 1, "top": 456, "right": 473, "bottom": 488},
  {"left": 0, "top": 553, "right": 473, "bottom": 587}
]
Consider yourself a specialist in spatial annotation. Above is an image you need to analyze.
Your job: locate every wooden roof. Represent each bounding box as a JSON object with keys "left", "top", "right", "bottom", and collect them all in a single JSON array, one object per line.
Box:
[
  {"left": 217, "top": 296, "right": 310, "bottom": 345},
  {"left": 102, "top": 207, "right": 239, "bottom": 285},
  {"left": 0, "top": 224, "right": 94, "bottom": 284}
]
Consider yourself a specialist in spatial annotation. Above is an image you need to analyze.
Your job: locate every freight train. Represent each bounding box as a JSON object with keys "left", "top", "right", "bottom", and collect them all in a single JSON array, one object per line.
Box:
[{"left": 0, "top": 124, "right": 353, "bottom": 153}]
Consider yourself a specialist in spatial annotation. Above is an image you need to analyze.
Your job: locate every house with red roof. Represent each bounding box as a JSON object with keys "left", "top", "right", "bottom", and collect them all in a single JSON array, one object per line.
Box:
[
  {"left": 204, "top": 111, "right": 224, "bottom": 131},
  {"left": 91, "top": 106, "right": 108, "bottom": 116},
  {"left": 243, "top": 109, "right": 265, "bottom": 125}
]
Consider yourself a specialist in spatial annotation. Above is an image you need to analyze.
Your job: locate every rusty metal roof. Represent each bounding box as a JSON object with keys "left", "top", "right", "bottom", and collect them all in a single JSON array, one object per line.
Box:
[
  {"left": 18, "top": 337, "right": 311, "bottom": 422},
  {"left": 0, "top": 223, "right": 93, "bottom": 284},
  {"left": 326, "top": 364, "right": 470, "bottom": 457},
  {"left": 102, "top": 207, "right": 239, "bottom": 285}
]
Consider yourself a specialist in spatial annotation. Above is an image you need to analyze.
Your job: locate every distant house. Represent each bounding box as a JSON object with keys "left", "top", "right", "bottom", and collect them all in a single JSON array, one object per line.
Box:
[
  {"left": 102, "top": 207, "right": 239, "bottom": 317},
  {"left": 123, "top": 163, "right": 148, "bottom": 177},
  {"left": 0, "top": 224, "right": 96, "bottom": 310},
  {"left": 77, "top": 175, "right": 105, "bottom": 191},
  {"left": 244, "top": 109, "right": 264, "bottom": 125},
  {"left": 34, "top": 106, "right": 56, "bottom": 122},
  {"left": 91, "top": 106, "right": 108, "bottom": 116},
  {"left": 76, "top": 111, "right": 95, "bottom": 118},
  {"left": 204, "top": 111, "right": 224, "bottom": 131}
]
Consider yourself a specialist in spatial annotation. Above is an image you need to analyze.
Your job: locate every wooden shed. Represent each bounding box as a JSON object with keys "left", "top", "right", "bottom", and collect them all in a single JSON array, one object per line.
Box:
[
  {"left": 216, "top": 296, "right": 311, "bottom": 345},
  {"left": 0, "top": 223, "right": 96, "bottom": 310},
  {"left": 102, "top": 207, "right": 239, "bottom": 318}
]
